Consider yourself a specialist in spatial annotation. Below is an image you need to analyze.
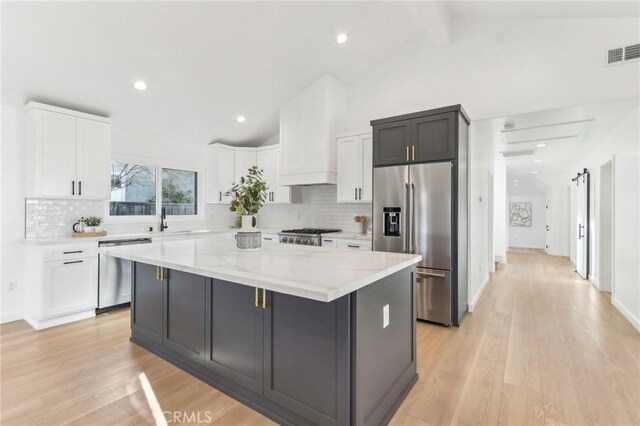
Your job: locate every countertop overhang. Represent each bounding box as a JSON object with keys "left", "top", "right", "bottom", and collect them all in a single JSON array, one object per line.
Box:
[{"left": 102, "top": 239, "right": 421, "bottom": 302}]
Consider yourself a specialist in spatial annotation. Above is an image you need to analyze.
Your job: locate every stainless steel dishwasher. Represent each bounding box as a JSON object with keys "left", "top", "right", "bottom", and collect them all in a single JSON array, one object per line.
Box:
[{"left": 97, "top": 238, "right": 152, "bottom": 313}]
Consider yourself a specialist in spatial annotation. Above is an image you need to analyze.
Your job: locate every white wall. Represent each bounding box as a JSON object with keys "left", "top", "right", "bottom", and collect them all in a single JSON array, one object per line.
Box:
[
  {"left": 1, "top": 105, "right": 26, "bottom": 322},
  {"left": 507, "top": 194, "right": 546, "bottom": 249},
  {"left": 493, "top": 159, "right": 507, "bottom": 264},
  {"left": 467, "top": 120, "right": 495, "bottom": 311},
  {"left": 598, "top": 161, "right": 613, "bottom": 292}
]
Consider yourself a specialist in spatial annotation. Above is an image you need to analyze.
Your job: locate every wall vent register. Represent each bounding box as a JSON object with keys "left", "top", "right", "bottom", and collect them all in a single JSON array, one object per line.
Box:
[{"left": 607, "top": 43, "right": 640, "bottom": 65}]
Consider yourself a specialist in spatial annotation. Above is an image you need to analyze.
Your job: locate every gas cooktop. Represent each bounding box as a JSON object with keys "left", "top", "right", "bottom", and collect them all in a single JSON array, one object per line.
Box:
[{"left": 280, "top": 228, "right": 341, "bottom": 235}]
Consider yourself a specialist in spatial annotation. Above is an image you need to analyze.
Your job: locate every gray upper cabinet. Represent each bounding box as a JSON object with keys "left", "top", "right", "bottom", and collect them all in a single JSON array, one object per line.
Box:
[
  {"left": 205, "top": 279, "right": 264, "bottom": 394},
  {"left": 263, "top": 292, "right": 350, "bottom": 425},
  {"left": 372, "top": 105, "right": 467, "bottom": 167},
  {"left": 412, "top": 112, "right": 456, "bottom": 162},
  {"left": 132, "top": 263, "right": 164, "bottom": 344},
  {"left": 163, "top": 270, "right": 206, "bottom": 364},
  {"left": 373, "top": 120, "right": 411, "bottom": 167}
]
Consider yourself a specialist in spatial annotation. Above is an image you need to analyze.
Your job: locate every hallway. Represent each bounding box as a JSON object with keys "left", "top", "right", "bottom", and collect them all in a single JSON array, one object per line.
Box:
[
  {"left": 1, "top": 251, "right": 638, "bottom": 425},
  {"left": 393, "top": 249, "right": 640, "bottom": 425}
]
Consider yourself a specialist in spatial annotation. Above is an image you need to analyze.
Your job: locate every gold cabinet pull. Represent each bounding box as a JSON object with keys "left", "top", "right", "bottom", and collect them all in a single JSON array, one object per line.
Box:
[
  {"left": 412, "top": 145, "right": 415, "bottom": 161},
  {"left": 255, "top": 287, "right": 259, "bottom": 307},
  {"left": 405, "top": 146, "right": 409, "bottom": 161},
  {"left": 156, "top": 266, "right": 160, "bottom": 281},
  {"left": 262, "top": 288, "right": 267, "bottom": 309}
]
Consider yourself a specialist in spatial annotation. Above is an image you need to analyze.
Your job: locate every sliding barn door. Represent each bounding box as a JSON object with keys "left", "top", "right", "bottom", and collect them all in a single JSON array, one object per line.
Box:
[{"left": 575, "top": 171, "right": 590, "bottom": 279}]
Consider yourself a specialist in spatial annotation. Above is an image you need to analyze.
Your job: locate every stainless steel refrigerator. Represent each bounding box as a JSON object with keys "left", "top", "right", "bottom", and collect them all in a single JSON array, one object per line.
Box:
[{"left": 373, "top": 162, "right": 467, "bottom": 325}]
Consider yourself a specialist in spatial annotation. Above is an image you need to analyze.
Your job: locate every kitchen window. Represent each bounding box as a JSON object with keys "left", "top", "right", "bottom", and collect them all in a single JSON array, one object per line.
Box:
[
  {"left": 109, "top": 161, "right": 200, "bottom": 218},
  {"left": 110, "top": 162, "right": 157, "bottom": 216},
  {"left": 161, "top": 168, "right": 197, "bottom": 215}
]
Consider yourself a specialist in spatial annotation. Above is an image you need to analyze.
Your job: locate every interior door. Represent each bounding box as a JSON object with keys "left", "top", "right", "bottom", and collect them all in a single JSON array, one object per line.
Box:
[
  {"left": 409, "top": 162, "right": 452, "bottom": 270},
  {"left": 575, "top": 172, "right": 590, "bottom": 279}
]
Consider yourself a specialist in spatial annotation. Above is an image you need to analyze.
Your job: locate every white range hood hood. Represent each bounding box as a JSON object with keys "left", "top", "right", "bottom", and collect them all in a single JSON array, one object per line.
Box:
[{"left": 278, "top": 73, "right": 346, "bottom": 186}]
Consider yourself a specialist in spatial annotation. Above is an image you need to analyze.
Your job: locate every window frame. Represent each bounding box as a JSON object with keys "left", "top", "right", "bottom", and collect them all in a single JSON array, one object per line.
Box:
[{"left": 106, "top": 156, "right": 204, "bottom": 224}]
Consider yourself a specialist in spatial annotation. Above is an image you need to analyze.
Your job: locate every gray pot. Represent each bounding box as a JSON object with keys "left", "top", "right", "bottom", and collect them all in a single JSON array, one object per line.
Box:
[{"left": 236, "top": 230, "right": 262, "bottom": 251}]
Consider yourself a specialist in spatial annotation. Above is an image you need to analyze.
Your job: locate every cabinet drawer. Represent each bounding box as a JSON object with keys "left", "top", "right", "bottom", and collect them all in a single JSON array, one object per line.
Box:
[
  {"left": 44, "top": 245, "right": 98, "bottom": 262},
  {"left": 321, "top": 238, "right": 337, "bottom": 248},
  {"left": 336, "top": 240, "right": 372, "bottom": 250},
  {"left": 262, "top": 233, "right": 278, "bottom": 243}
]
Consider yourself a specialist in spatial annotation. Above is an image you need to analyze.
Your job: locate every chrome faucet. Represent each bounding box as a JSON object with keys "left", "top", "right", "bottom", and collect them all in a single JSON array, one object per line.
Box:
[{"left": 160, "top": 207, "right": 168, "bottom": 232}]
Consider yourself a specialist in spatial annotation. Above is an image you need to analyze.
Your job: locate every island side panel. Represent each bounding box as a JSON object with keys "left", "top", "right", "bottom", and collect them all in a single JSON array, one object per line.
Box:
[
  {"left": 352, "top": 266, "right": 417, "bottom": 426},
  {"left": 263, "top": 292, "right": 351, "bottom": 426}
]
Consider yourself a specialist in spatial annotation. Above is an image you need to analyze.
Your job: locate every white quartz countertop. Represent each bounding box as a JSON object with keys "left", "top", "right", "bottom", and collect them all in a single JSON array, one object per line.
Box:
[
  {"left": 102, "top": 238, "right": 421, "bottom": 302},
  {"left": 22, "top": 229, "right": 239, "bottom": 246}
]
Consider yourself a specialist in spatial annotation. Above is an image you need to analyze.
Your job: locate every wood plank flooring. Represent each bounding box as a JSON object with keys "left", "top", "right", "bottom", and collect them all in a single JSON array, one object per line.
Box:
[{"left": 1, "top": 250, "right": 638, "bottom": 425}]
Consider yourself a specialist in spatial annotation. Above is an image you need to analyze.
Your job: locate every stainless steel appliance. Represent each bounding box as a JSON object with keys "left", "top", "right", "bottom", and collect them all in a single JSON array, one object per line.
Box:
[
  {"left": 97, "top": 238, "right": 152, "bottom": 313},
  {"left": 373, "top": 162, "right": 464, "bottom": 325},
  {"left": 278, "top": 228, "right": 341, "bottom": 246}
]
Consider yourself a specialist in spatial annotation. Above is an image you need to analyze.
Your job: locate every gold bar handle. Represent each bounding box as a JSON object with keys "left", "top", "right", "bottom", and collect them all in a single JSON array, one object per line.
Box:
[
  {"left": 412, "top": 145, "right": 415, "bottom": 161},
  {"left": 255, "top": 287, "right": 259, "bottom": 307},
  {"left": 262, "top": 288, "right": 267, "bottom": 309},
  {"left": 406, "top": 146, "right": 409, "bottom": 161},
  {"left": 156, "top": 266, "right": 160, "bottom": 281},
  {"left": 160, "top": 267, "right": 164, "bottom": 282}
]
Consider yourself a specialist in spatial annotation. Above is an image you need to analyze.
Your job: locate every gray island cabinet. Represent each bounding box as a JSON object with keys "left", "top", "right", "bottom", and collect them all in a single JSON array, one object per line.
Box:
[{"left": 104, "top": 239, "right": 421, "bottom": 425}]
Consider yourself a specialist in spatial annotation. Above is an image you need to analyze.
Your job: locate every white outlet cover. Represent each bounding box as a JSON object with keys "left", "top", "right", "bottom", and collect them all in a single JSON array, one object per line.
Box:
[{"left": 383, "top": 304, "right": 390, "bottom": 328}]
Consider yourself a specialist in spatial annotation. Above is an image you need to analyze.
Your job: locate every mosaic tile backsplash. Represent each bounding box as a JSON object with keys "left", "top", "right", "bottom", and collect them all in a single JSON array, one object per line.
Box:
[{"left": 25, "top": 186, "right": 372, "bottom": 239}]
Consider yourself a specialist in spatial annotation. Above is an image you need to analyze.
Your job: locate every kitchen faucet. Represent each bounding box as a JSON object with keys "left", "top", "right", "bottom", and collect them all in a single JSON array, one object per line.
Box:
[{"left": 160, "top": 206, "right": 168, "bottom": 232}]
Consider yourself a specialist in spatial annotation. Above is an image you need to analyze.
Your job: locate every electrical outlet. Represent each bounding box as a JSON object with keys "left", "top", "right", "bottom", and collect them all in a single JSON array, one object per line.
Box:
[
  {"left": 9, "top": 282, "right": 15, "bottom": 292},
  {"left": 383, "top": 304, "right": 390, "bottom": 328}
]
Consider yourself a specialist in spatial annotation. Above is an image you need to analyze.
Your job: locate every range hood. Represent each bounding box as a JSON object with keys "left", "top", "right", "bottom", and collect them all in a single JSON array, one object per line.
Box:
[{"left": 278, "top": 74, "right": 346, "bottom": 186}]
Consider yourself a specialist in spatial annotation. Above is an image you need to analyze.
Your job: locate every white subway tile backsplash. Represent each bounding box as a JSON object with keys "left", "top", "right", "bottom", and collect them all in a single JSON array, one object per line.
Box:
[{"left": 24, "top": 186, "right": 372, "bottom": 239}]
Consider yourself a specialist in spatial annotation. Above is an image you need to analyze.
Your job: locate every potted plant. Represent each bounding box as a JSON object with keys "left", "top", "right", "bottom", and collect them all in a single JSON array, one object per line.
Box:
[
  {"left": 227, "top": 167, "right": 268, "bottom": 250},
  {"left": 84, "top": 216, "right": 103, "bottom": 233},
  {"left": 228, "top": 166, "right": 268, "bottom": 230}
]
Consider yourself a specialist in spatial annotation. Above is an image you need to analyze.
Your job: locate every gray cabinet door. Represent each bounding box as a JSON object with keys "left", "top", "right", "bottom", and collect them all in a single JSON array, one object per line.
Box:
[
  {"left": 411, "top": 112, "right": 456, "bottom": 162},
  {"left": 163, "top": 269, "right": 206, "bottom": 364},
  {"left": 373, "top": 119, "right": 411, "bottom": 166},
  {"left": 131, "top": 262, "right": 163, "bottom": 344},
  {"left": 205, "top": 280, "right": 264, "bottom": 394},
  {"left": 263, "top": 292, "right": 350, "bottom": 425}
]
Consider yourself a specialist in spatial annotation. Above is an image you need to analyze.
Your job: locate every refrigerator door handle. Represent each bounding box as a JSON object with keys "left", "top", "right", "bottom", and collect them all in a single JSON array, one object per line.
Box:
[
  {"left": 417, "top": 271, "right": 446, "bottom": 278},
  {"left": 410, "top": 182, "right": 416, "bottom": 254},
  {"left": 404, "top": 182, "right": 410, "bottom": 253}
]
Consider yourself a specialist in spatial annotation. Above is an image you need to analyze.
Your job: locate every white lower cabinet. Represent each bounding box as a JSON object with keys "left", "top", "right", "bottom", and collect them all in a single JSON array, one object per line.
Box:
[
  {"left": 24, "top": 242, "right": 98, "bottom": 330},
  {"left": 336, "top": 239, "right": 372, "bottom": 250},
  {"left": 43, "top": 257, "right": 97, "bottom": 318}
]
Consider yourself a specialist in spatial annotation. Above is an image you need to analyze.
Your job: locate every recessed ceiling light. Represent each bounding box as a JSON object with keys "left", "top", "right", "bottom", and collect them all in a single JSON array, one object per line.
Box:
[
  {"left": 536, "top": 143, "right": 546, "bottom": 147},
  {"left": 534, "top": 159, "right": 542, "bottom": 163},
  {"left": 133, "top": 81, "right": 147, "bottom": 91},
  {"left": 514, "top": 183, "right": 519, "bottom": 186},
  {"left": 513, "top": 180, "right": 518, "bottom": 183},
  {"left": 236, "top": 115, "right": 246, "bottom": 123},
  {"left": 336, "top": 33, "right": 348, "bottom": 44},
  {"left": 531, "top": 171, "right": 538, "bottom": 175}
]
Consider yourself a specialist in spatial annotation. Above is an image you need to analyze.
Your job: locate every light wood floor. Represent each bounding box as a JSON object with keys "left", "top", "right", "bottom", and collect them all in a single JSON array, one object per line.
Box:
[{"left": 1, "top": 250, "right": 638, "bottom": 425}]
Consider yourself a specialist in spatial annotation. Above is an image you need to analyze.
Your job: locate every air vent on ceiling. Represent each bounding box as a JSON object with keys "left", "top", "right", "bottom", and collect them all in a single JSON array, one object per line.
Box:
[
  {"left": 606, "top": 43, "right": 640, "bottom": 65},
  {"left": 500, "top": 149, "right": 535, "bottom": 158}
]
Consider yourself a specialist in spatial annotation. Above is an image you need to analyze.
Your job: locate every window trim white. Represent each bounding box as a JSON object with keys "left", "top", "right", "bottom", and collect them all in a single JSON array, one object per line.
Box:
[{"left": 105, "top": 157, "right": 204, "bottom": 224}]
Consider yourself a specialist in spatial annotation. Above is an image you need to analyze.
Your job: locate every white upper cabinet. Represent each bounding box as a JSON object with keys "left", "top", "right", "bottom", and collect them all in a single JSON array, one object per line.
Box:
[
  {"left": 257, "top": 145, "right": 291, "bottom": 204},
  {"left": 337, "top": 132, "right": 373, "bottom": 203},
  {"left": 205, "top": 143, "right": 235, "bottom": 204},
  {"left": 25, "top": 102, "right": 111, "bottom": 199},
  {"left": 279, "top": 74, "right": 346, "bottom": 186},
  {"left": 234, "top": 149, "right": 257, "bottom": 183}
]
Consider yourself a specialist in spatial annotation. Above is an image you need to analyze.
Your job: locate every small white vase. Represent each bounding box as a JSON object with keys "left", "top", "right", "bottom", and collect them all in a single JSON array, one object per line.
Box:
[
  {"left": 84, "top": 226, "right": 95, "bottom": 233},
  {"left": 241, "top": 215, "right": 257, "bottom": 231}
]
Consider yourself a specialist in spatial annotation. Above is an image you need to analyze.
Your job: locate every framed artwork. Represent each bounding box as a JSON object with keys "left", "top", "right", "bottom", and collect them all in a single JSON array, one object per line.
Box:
[{"left": 509, "top": 202, "right": 532, "bottom": 227}]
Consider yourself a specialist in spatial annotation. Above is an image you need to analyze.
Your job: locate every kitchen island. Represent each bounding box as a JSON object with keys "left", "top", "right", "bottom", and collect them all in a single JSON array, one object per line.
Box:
[{"left": 102, "top": 238, "right": 421, "bottom": 426}]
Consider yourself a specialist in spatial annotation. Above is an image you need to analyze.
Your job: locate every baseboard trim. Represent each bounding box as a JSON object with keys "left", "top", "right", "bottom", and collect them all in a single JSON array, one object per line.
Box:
[
  {"left": 612, "top": 298, "right": 640, "bottom": 332},
  {"left": 1, "top": 312, "right": 23, "bottom": 324},
  {"left": 468, "top": 274, "right": 490, "bottom": 312},
  {"left": 24, "top": 309, "right": 95, "bottom": 330}
]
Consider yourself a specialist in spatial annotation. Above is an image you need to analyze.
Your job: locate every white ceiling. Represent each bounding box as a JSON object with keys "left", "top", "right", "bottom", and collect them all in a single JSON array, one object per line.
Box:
[
  {"left": 484, "top": 96, "right": 640, "bottom": 194},
  {"left": 1, "top": 1, "right": 447, "bottom": 146}
]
